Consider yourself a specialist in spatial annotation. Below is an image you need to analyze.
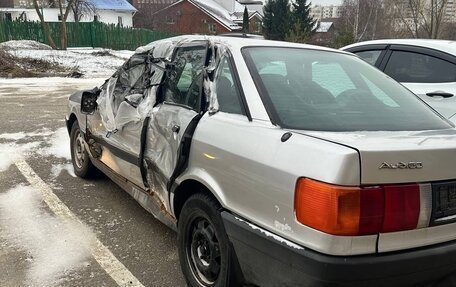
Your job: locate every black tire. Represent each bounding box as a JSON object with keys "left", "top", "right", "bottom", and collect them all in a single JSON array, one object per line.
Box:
[
  {"left": 70, "top": 121, "right": 96, "bottom": 178},
  {"left": 178, "top": 193, "right": 240, "bottom": 287}
]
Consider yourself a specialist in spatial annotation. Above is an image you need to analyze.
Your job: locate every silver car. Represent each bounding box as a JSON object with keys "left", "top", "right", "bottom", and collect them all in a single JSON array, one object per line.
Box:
[
  {"left": 66, "top": 35, "right": 456, "bottom": 287},
  {"left": 342, "top": 39, "right": 456, "bottom": 122}
]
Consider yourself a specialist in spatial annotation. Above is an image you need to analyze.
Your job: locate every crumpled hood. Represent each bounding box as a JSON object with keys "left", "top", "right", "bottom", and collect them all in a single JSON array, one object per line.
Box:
[{"left": 297, "top": 129, "right": 456, "bottom": 185}]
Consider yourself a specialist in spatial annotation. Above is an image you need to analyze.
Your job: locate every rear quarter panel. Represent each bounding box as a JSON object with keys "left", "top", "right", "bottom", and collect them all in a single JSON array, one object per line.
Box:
[{"left": 177, "top": 112, "right": 378, "bottom": 256}]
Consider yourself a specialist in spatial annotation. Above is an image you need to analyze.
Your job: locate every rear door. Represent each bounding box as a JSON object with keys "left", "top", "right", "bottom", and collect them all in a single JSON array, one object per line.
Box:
[
  {"left": 383, "top": 46, "right": 456, "bottom": 118},
  {"left": 144, "top": 41, "right": 209, "bottom": 199}
]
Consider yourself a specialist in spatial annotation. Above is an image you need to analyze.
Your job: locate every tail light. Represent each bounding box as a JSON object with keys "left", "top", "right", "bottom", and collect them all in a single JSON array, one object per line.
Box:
[{"left": 295, "top": 178, "right": 421, "bottom": 236}]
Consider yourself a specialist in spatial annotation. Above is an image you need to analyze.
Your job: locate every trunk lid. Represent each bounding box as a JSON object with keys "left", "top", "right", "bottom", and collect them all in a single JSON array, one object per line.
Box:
[{"left": 300, "top": 129, "right": 456, "bottom": 185}]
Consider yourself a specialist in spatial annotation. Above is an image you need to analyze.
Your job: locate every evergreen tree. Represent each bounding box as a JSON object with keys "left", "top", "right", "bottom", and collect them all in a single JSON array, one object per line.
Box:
[
  {"left": 288, "top": 0, "right": 316, "bottom": 42},
  {"left": 243, "top": 6, "right": 249, "bottom": 33},
  {"left": 262, "top": 0, "right": 291, "bottom": 41}
]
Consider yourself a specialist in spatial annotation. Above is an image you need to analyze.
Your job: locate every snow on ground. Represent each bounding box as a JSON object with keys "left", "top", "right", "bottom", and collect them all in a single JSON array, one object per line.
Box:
[
  {"left": 0, "top": 40, "right": 52, "bottom": 50},
  {"left": 0, "top": 184, "right": 94, "bottom": 286},
  {"left": 39, "top": 127, "right": 72, "bottom": 160},
  {"left": 0, "top": 127, "right": 73, "bottom": 172},
  {"left": 0, "top": 76, "right": 105, "bottom": 87},
  {"left": 51, "top": 163, "right": 77, "bottom": 178},
  {"left": 0, "top": 141, "right": 40, "bottom": 172},
  {"left": 1, "top": 40, "right": 134, "bottom": 78}
]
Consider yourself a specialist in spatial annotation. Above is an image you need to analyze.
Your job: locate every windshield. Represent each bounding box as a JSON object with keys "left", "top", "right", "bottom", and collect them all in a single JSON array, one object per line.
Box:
[{"left": 242, "top": 47, "right": 452, "bottom": 131}]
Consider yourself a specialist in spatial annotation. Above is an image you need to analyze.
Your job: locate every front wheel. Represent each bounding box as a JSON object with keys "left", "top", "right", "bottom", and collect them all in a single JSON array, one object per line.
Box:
[
  {"left": 177, "top": 193, "right": 240, "bottom": 287},
  {"left": 70, "top": 121, "right": 96, "bottom": 178}
]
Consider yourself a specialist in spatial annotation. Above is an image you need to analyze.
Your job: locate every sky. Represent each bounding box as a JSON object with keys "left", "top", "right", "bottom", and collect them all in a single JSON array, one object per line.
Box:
[{"left": 310, "top": 0, "right": 342, "bottom": 5}]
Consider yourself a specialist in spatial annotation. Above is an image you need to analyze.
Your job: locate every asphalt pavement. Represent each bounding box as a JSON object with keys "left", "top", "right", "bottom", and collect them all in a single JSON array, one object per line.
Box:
[{"left": 0, "top": 78, "right": 186, "bottom": 287}]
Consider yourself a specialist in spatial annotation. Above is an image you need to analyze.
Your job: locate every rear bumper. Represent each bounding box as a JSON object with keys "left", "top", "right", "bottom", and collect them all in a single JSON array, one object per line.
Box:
[{"left": 222, "top": 212, "right": 456, "bottom": 287}]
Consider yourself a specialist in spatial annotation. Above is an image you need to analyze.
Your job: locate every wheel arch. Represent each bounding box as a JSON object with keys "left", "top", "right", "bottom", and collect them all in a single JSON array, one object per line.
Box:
[
  {"left": 172, "top": 170, "right": 227, "bottom": 223},
  {"left": 67, "top": 113, "right": 78, "bottom": 134}
]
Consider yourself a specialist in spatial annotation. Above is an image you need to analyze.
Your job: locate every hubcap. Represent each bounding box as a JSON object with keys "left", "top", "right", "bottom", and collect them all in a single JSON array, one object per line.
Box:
[
  {"left": 73, "top": 131, "right": 86, "bottom": 169},
  {"left": 187, "top": 218, "right": 221, "bottom": 286}
]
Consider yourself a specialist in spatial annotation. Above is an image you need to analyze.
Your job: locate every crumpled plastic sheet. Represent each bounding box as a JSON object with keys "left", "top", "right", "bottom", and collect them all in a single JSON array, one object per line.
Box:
[
  {"left": 96, "top": 36, "right": 230, "bottom": 201},
  {"left": 205, "top": 44, "right": 229, "bottom": 114},
  {"left": 96, "top": 52, "right": 163, "bottom": 134}
]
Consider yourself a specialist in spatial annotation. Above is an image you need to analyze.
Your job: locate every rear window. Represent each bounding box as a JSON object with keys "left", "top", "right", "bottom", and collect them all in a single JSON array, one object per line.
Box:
[{"left": 242, "top": 47, "right": 451, "bottom": 132}]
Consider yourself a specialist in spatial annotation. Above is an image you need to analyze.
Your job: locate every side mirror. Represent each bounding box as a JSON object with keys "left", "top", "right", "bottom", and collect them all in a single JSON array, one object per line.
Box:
[{"left": 81, "top": 87, "right": 100, "bottom": 114}]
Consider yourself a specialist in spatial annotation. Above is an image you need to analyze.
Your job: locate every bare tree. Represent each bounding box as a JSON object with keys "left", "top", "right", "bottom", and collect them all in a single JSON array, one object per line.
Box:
[
  {"left": 71, "top": 0, "right": 97, "bottom": 22},
  {"left": 338, "top": 0, "right": 391, "bottom": 42},
  {"left": 33, "top": 0, "right": 76, "bottom": 49},
  {"left": 32, "top": 0, "right": 58, "bottom": 49},
  {"left": 389, "top": 0, "right": 449, "bottom": 38}
]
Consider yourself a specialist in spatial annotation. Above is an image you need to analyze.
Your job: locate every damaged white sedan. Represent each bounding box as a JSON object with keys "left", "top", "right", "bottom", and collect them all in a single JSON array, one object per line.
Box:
[{"left": 66, "top": 35, "right": 456, "bottom": 287}]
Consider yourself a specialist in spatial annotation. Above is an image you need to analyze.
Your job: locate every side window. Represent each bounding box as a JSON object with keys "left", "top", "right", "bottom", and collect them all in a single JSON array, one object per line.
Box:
[
  {"left": 355, "top": 50, "right": 383, "bottom": 66},
  {"left": 385, "top": 51, "right": 456, "bottom": 83},
  {"left": 215, "top": 58, "right": 244, "bottom": 115},
  {"left": 164, "top": 46, "right": 207, "bottom": 110}
]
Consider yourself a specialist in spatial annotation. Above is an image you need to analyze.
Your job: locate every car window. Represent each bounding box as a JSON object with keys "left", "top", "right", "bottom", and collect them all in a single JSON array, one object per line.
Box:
[
  {"left": 215, "top": 58, "right": 244, "bottom": 115},
  {"left": 355, "top": 50, "right": 382, "bottom": 66},
  {"left": 384, "top": 51, "right": 456, "bottom": 83},
  {"left": 312, "top": 62, "right": 356, "bottom": 97},
  {"left": 164, "top": 46, "right": 207, "bottom": 109},
  {"left": 243, "top": 47, "right": 451, "bottom": 131},
  {"left": 258, "top": 61, "right": 287, "bottom": 76}
]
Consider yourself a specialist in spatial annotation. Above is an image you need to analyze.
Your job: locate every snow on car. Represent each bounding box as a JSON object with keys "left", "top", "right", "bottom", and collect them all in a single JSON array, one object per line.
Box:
[{"left": 66, "top": 35, "right": 456, "bottom": 287}]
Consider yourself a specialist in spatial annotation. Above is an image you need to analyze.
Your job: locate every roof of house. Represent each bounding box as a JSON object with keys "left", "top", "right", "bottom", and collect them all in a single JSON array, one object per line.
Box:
[
  {"left": 315, "top": 22, "right": 333, "bottom": 33},
  {"left": 191, "top": 0, "right": 242, "bottom": 30},
  {"left": 87, "top": 0, "right": 137, "bottom": 11},
  {"left": 231, "top": 10, "right": 262, "bottom": 23},
  {"left": 153, "top": 0, "right": 243, "bottom": 31}
]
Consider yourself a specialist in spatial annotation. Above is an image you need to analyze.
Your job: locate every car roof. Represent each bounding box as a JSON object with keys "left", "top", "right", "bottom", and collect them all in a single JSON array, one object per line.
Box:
[
  {"left": 136, "top": 34, "right": 350, "bottom": 58},
  {"left": 342, "top": 39, "right": 456, "bottom": 56}
]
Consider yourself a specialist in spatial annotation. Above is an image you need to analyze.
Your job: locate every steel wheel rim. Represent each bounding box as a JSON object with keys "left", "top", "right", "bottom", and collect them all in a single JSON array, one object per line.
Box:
[
  {"left": 187, "top": 217, "right": 221, "bottom": 286},
  {"left": 73, "top": 131, "right": 86, "bottom": 169}
]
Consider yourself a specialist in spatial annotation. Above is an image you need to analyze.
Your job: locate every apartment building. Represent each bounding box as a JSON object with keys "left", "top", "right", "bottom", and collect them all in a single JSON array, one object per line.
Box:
[{"left": 310, "top": 4, "right": 341, "bottom": 20}]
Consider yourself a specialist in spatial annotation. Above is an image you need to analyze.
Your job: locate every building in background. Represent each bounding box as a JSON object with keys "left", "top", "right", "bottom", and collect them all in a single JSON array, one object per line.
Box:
[
  {"left": 310, "top": 4, "right": 341, "bottom": 21},
  {"left": 309, "top": 18, "right": 337, "bottom": 47},
  {"left": 0, "top": 0, "right": 136, "bottom": 26},
  {"left": 151, "top": 0, "right": 262, "bottom": 34}
]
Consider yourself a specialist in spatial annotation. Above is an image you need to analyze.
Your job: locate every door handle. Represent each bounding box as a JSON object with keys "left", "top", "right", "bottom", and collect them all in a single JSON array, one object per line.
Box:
[
  {"left": 172, "top": 124, "right": 180, "bottom": 133},
  {"left": 426, "top": 92, "right": 454, "bottom": 98}
]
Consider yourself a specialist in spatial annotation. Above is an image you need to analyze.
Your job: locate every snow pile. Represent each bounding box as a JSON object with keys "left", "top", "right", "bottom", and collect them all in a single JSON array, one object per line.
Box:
[
  {"left": 0, "top": 40, "right": 52, "bottom": 51},
  {"left": 0, "top": 185, "right": 94, "bottom": 286},
  {"left": 6, "top": 47, "right": 133, "bottom": 78},
  {"left": 1, "top": 40, "right": 134, "bottom": 78}
]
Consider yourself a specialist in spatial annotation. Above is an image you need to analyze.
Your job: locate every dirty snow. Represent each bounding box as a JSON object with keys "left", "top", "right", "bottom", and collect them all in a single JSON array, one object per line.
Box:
[
  {"left": 0, "top": 40, "right": 52, "bottom": 50},
  {"left": 1, "top": 40, "right": 134, "bottom": 78},
  {"left": 51, "top": 163, "right": 77, "bottom": 178},
  {"left": 39, "top": 127, "right": 71, "bottom": 160},
  {"left": 0, "top": 127, "right": 73, "bottom": 172},
  {"left": 0, "top": 185, "right": 94, "bottom": 286},
  {"left": 0, "top": 142, "right": 40, "bottom": 172}
]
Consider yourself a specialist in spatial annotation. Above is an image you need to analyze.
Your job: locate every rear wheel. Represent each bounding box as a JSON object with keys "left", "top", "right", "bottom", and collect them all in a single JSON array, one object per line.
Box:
[
  {"left": 178, "top": 193, "right": 240, "bottom": 287},
  {"left": 70, "top": 121, "right": 96, "bottom": 178}
]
